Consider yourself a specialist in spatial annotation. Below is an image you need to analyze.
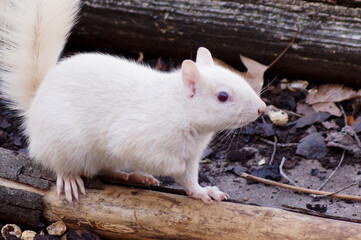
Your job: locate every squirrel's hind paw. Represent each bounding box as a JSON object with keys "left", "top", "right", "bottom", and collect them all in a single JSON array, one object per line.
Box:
[
  {"left": 127, "top": 171, "right": 160, "bottom": 186},
  {"left": 57, "top": 175, "right": 86, "bottom": 202}
]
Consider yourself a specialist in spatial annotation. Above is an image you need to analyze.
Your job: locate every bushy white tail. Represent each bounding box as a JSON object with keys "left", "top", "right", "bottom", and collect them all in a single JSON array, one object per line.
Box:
[{"left": 0, "top": 0, "right": 80, "bottom": 113}]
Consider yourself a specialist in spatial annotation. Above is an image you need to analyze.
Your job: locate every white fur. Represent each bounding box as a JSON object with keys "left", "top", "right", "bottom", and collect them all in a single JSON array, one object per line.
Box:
[
  {"left": 0, "top": 0, "right": 79, "bottom": 112},
  {"left": 0, "top": 0, "right": 266, "bottom": 203}
]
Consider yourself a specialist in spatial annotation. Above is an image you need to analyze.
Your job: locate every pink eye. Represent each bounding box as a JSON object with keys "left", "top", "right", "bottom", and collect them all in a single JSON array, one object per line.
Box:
[{"left": 217, "top": 91, "right": 229, "bottom": 102}]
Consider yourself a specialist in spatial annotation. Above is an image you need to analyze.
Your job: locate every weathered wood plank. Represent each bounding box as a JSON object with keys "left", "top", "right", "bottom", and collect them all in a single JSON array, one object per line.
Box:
[{"left": 66, "top": 0, "right": 361, "bottom": 87}]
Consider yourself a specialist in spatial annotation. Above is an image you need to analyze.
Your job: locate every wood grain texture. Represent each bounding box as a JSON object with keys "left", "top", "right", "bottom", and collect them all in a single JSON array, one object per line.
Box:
[
  {"left": 66, "top": 0, "right": 361, "bottom": 87},
  {"left": 42, "top": 184, "right": 361, "bottom": 240}
]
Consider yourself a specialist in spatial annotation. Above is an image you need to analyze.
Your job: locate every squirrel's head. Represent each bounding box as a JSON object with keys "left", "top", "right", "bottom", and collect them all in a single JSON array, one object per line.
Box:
[{"left": 181, "top": 47, "right": 266, "bottom": 133}]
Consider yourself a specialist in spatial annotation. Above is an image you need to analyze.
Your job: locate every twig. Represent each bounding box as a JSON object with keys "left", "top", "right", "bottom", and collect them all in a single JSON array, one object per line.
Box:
[
  {"left": 268, "top": 136, "right": 278, "bottom": 165},
  {"left": 282, "top": 109, "right": 302, "bottom": 118},
  {"left": 260, "top": 138, "right": 298, "bottom": 147},
  {"left": 313, "top": 183, "right": 356, "bottom": 198},
  {"left": 266, "top": 26, "right": 300, "bottom": 70},
  {"left": 241, "top": 173, "right": 361, "bottom": 201},
  {"left": 261, "top": 115, "right": 266, "bottom": 124},
  {"left": 279, "top": 157, "right": 299, "bottom": 187},
  {"left": 316, "top": 150, "right": 346, "bottom": 191}
]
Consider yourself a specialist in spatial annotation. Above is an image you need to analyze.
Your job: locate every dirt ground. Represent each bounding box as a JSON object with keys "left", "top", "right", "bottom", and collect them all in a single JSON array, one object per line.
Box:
[{"left": 155, "top": 130, "right": 361, "bottom": 222}]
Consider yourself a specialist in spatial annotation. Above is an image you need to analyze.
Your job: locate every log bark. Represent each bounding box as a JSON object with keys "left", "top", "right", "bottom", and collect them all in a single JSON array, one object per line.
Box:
[
  {"left": 0, "top": 148, "right": 53, "bottom": 229},
  {"left": 1, "top": 148, "right": 361, "bottom": 239},
  {"left": 66, "top": 0, "right": 361, "bottom": 87}
]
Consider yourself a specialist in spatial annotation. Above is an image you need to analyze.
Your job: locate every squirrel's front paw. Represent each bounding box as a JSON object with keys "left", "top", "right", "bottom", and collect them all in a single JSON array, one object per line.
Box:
[{"left": 186, "top": 186, "right": 229, "bottom": 204}]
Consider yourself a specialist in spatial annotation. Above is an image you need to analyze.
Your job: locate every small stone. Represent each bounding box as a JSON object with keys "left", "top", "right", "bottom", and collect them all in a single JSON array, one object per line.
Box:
[
  {"left": 21, "top": 230, "right": 37, "bottom": 240},
  {"left": 1, "top": 224, "right": 22, "bottom": 239},
  {"left": 311, "top": 168, "right": 319, "bottom": 176},
  {"left": 306, "top": 203, "right": 327, "bottom": 213},
  {"left": 267, "top": 109, "right": 288, "bottom": 126},
  {"left": 243, "top": 197, "right": 249, "bottom": 201},
  {"left": 257, "top": 158, "right": 266, "bottom": 166},
  {"left": 232, "top": 166, "right": 248, "bottom": 176},
  {"left": 46, "top": 221, "right": 66, "bottom": 236}
]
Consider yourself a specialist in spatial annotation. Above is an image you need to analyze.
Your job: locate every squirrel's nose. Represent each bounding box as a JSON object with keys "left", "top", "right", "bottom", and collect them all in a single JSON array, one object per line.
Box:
[{"left": 257, "top": 101, "right": 266, "bottom": 115}]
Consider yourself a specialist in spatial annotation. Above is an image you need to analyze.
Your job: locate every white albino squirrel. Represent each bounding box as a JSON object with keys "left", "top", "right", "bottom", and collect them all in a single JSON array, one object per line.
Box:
[{"left": 0, "top": 0, "right": 266, "bottom": 204}]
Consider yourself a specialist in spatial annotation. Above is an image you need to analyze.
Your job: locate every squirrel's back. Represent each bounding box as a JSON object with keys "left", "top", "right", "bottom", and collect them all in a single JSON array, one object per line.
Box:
[{"left": 0, "top": 0, "right": 80, "bottom": 113}]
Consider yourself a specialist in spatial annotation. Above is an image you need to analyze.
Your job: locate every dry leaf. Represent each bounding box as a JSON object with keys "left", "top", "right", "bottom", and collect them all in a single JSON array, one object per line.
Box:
[
  {"left": 311, "top": 102, "right": 342, "bottom": 117},
  {"left": 321, "top": 120, "right": 339, "bottom": 130},
  {"left": 306, "top": 84, "right": 360, "bottom": 105},
  {"left": 326, "top": 131, "right": 361, "bottom": 157},
  {"left": 347, "top": 115, "right": 355, "bottom": 126},
  {"left": 288, "top": 112, "right": 331, "bottom": 133},
  {"left": 352, "top": 117, "right": 361, "bottom": 133},
  {"left": 296, "top": 103, "right": 315, "bottom": 116},
  {"left": 296, "top": 132, "right": 328, "bottom": 159},
  {"left": 213, "top": 58, "right": 245, "bottom": 76},
  {"left": 213, "top": 57, "right": 265, "bottom": 96},
  {"left": 240, "top": 55, "right": 267, "bottom": 95}
]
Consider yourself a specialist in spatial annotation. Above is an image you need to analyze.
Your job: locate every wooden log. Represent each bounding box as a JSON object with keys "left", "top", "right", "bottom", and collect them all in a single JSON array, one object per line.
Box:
[
  {"left": 1, "top": 179, "right": 360, "bottom": 240},
  {"left": 66, "top": 0, "right": 361, "bottom": 87},
  {"left": 1, "top": 147, "right": 361, "bottom": 239}
]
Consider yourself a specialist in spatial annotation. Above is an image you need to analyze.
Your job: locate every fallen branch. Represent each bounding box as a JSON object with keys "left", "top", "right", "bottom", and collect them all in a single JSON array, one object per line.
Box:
[{"left": 241, "top": 173, "right": 361, "bottom": 202}]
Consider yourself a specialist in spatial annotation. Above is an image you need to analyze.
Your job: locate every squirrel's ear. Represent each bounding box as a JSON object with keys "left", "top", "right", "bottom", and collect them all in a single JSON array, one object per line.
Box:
[
  {"left": 181, "top": 60, "right": 199, "bottom": 97},
  {"left": 196, "top": 47, "right": 214, "bottom": 65}
]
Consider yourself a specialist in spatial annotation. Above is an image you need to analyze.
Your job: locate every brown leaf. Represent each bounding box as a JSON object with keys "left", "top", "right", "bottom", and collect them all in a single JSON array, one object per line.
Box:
[
  {"left": 326, "top": 131, "right": 361, "bottom": 157},
  {"left": 213, "top": 57, "right": 265, "bottom": 96},
  {"left": 311, "top": 102, "right": 342, "bottom": 117},
  {"left": 306, "top": 84, "right": 360, "bottom": 105},
  {"left": 347, "top": 115, "right": 355, "bottom": 126},
  {"left": 213, "top": 58, "right": 245, "bottom": 76},
  {"left": 240, "top": 55, "right": 267, "bottom": 95}
]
